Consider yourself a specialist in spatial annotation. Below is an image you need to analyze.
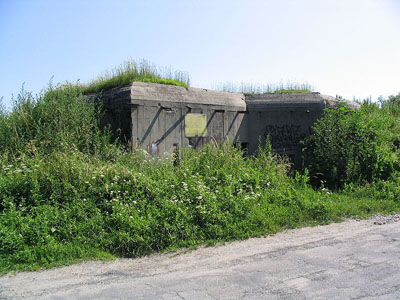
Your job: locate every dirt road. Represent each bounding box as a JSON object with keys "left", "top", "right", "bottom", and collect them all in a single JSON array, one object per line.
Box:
[{"left": 1, "top": 215, "right": 400, "bottom": 300}]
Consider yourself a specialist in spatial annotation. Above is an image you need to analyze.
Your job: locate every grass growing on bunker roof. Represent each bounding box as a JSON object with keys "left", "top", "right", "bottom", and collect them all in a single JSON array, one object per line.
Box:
[
  {"left": 215, "top": 81, "right": 314, "bottom": 94},
  {"left": 79, "top": 60, "right": 190, "bottom": 94}
]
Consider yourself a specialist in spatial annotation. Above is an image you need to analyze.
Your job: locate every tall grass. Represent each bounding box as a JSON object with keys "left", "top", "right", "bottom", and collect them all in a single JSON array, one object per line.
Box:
[
  {"left": 214, "top": 81, "right": 314, "bottom": 94},
  {"left": 78, "top": 60, "right": 190, "bottom": 94},
  {"left": 0, "top": 84, "right": 117, "bottom": 159},
  {"left": 3, "top": 137, "right": 398, "bottom": 274}
]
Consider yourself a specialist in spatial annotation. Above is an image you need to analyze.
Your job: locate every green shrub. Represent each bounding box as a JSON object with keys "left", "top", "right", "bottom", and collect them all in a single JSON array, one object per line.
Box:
[
  {"left": 379, "top": 92, "right": 400, "bottom": 108},
  {"left": 302, "top": 102, "right": 400, "bottom": 189},
  {"left": 0, "top": 84, "right": 118, "bottom": 158}
]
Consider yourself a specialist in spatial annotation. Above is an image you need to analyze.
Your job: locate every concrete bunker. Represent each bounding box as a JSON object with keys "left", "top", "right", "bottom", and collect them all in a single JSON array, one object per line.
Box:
[{"left": 94, "top": 82, "right": 358, "bottom": 160}]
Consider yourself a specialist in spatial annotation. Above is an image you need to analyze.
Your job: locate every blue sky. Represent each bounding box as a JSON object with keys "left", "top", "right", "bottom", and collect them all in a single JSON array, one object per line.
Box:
[{"left": 1, "top": 0, "right": 399, "bottom": 108}]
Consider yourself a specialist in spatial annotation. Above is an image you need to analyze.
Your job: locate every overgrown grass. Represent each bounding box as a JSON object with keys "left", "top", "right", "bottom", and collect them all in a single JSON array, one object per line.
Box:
[
  {"left": 214, "top": 81, "right": 314, "bottom": 94},
  {"left": 78, "top": 60, "right": 190, "bottom": 94},
  {"left": 1, "top": 82, "right": 400, "bottom": 275},
  {"left": 2, "top": 142, "right": 399, "bottom": 274},
  {"left": 0, "top": 84, "right": 116, "bottom": 159}
]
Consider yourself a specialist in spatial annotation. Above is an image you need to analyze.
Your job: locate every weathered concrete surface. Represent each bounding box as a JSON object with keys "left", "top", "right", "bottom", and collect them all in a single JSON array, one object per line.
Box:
[
  {"left": 129, "top": 83, "right": 246, "bottom": 109},
  {"left": 95, "top": 83, "right": 247, "bottom": 155},
  {"left": 2, "top": 215, "right": 399, "bottom": 300},
  {"left": 95, "top": 83, "right": 360, "bottom": 159}
]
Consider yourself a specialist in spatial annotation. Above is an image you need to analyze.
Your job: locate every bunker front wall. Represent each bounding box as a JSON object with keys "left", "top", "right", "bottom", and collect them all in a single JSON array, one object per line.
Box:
[
  {"left": 100, "top": 83, "right": 247, "bottom": 156},
  {"left": 130, "top": 102, "right": 248, "bottom": 155}
]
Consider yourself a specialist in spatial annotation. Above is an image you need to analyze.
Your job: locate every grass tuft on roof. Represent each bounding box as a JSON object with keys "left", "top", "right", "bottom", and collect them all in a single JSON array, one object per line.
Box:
[
  {"left": 79, "top": 60, "right": 190, "bottom": 94},
  {"left": 214, "top": 81, "right": 315, "bottom": 94}
]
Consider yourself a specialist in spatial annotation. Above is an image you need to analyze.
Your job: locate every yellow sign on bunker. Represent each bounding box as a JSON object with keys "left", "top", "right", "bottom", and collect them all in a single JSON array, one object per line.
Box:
[{"left": 185, "top": 113, "right": 207, "bottom": 137}]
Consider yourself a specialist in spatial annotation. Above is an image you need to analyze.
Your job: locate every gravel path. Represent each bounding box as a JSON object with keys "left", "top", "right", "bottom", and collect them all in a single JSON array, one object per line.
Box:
[{"left": 1, "top": 214, "right": 400, "bottom": 300}]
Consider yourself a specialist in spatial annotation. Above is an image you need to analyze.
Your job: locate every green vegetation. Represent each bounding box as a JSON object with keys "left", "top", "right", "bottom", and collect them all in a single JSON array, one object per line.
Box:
[
  {"left": 1, "top": 75, "right": 400, "bottom": 275},
  {"left": 302, "top": 101, "right": 400, "bottom": 189},
  {"left": 379, "top": 92, "right": 400, "bottom": 107},
  {"left": 78, "top": 60, "right": 190, "bottom": 94},
  {"left": 215, "top": 81, "right": 314, "bottom": 94}
]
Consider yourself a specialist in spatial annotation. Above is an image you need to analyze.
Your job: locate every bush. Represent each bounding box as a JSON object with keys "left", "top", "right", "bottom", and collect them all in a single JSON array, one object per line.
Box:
[
  {"left": 302, "top": 102, "right": 400, "bottom": 189},
  {"left": 379, "top": 92, "right": 400, "bottom": 108},
  {"left": 0, "top": 84, "right": 118, "bottom": 158}
]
